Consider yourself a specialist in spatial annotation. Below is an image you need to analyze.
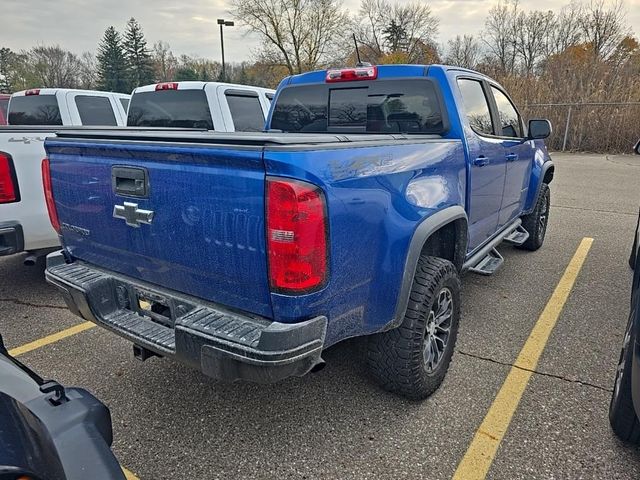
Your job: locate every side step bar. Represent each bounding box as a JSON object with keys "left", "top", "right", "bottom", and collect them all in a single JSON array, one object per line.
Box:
[
  {"left": 503, "top": 225, "right": 529, "bottom": 246},
  {"left": 463, "top": 219, "right": 526, "bottom": 276},
  {"left": 468, "top": 248, "right": 504, "bottom": 275}
]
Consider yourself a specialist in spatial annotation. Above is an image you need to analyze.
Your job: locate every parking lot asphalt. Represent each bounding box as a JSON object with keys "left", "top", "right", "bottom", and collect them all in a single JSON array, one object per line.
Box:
[{"left": 1, "top": 152, "right": 640, "bottom": 479}]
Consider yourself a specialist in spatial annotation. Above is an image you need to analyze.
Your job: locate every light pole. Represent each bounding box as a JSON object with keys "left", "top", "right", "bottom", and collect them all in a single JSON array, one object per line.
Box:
[{"left": 217, "top": 18, "right": 234, "bottom": 82}]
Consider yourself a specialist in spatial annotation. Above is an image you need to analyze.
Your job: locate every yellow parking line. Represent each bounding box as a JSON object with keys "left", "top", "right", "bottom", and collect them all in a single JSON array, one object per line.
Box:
[
  {"left": 123, "top": 467, "right": 140, "bottom": 479},
  {"left": 453, "top": 237, "right": 594, "bottom": 480},
  {"left": 8, "top": 321, "right": 95, "bottom": 357}
]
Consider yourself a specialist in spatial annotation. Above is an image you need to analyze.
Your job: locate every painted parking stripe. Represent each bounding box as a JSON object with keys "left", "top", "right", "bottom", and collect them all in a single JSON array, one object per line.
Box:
[
  {"left": 123, "top": 467, "right": 140, "bottom": 479},
  {"left": 8, "top": 322, "right": 140, "bottom": 480},
  {"left": 453, "top": 237, "right": 594, "bottom": 480},
  {"left": 8, "top": 321, "right": 95, "bottom": 357}
]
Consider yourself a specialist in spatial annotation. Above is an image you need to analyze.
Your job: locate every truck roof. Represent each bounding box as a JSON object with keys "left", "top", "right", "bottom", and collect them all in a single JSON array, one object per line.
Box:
[
  {"left": 133, "top": 81, "right": 274, "bottom": 95},
  {"left": 279, "top": 64, "right": 491, "bottom": 87},
  {"left": 11, "top": 88, "right": 130, "bottom": 98}
]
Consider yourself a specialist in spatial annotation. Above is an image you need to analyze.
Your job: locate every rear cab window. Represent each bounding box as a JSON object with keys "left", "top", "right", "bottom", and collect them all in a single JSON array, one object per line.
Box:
[
  {"left": 127, "top": 89, "right": 214, "bottom": 129},
  {"left": 75, "top": 95, "right": 117, "bottom": 126},
  {"left": 8, "top": 95, "right": 62, "bottom": 125},
  {"left": 270, "top": 79, "right": 445, "bottom": 134},
  {"left": 225, "top": 91, "right": 265, "bottom": 132}
]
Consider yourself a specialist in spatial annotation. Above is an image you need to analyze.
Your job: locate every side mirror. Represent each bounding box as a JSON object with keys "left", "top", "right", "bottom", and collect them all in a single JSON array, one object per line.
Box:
[
  {"left": 527, "top": 119, "right": 552, "bottom": 140},
  {"left": 635, "top": 140, "right": 640, "bottom": 155}
]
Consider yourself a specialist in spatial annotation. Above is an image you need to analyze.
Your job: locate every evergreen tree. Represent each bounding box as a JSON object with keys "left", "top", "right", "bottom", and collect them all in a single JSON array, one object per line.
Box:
[
  {"left": 123, "top": 18, "right": 154, "bottom": 88},
  {"left": 97, "top": 26, "right": 129, "bottom": 93},
  {"left": 0, "top": 48, "right": 14, "bottom": 93}
]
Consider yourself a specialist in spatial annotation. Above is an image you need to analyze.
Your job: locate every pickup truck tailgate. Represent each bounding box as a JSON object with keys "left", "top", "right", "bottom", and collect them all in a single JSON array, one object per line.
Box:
[{"left": 45, "top": 139, "right": 272, "bottom": 318}]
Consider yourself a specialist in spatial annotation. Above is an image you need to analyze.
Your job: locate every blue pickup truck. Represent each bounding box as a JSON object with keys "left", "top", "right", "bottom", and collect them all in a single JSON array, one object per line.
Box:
[{"left": 43, "top": 64, "right": 554, "bottom": 399}]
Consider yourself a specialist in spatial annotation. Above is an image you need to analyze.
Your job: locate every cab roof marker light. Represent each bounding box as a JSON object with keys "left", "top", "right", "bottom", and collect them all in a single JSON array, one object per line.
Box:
[
  {"left": 326, "top": 66, "right": 378, "bottom": 83},
  {"left": 155, "top": 82, "right": 179, "bottom": 91},
  {"left": 25, "top": 89, "right": 40, "bottom": 96}
]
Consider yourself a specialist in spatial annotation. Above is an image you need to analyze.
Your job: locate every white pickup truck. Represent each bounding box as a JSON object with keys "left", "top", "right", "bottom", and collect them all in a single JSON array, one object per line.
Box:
[
  {"left": 0, "top": 88, "right": 130, "bottom": 264},
  {"left": 127, "top": 81, "right": 274, "bottom": 131}
]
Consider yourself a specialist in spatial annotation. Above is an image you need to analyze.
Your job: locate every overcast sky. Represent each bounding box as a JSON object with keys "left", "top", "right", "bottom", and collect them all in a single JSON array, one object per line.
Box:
[{"left": 2, "top": 0, "right": 639, "bottom": 62}]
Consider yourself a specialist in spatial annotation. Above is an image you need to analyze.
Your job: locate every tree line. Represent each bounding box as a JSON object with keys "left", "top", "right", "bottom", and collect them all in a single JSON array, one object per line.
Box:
[{"left": 0, "top": 0, "right": 638, "bottom": 152}]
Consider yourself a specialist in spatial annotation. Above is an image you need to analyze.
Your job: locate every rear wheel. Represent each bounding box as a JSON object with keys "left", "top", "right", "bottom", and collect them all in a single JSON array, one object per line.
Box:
[
  {"left": 367, "top": 256, "right": 461, "bottom": 400},
  {"left": 609, "top": 315, "right": 640, "bottom": 444},
  {"left": 518, "top": 183, "right": 550, "bottom": 251}
]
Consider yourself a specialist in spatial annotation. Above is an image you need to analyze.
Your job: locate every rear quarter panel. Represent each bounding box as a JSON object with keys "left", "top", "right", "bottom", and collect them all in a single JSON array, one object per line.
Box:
[{"left": 265, "top": 139, "right": 465, "bottom": 346}]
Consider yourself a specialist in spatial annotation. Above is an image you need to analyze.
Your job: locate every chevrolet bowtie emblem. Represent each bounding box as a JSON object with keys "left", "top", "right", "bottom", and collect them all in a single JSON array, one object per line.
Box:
[{"left": 113, "top": 202, "right": 154, "bottom": 228}]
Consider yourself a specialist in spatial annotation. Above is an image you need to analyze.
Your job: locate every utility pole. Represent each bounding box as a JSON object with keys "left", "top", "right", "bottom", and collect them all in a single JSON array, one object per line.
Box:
[{"left": 217, "top": 19, "right": 234, "bottom": 82}]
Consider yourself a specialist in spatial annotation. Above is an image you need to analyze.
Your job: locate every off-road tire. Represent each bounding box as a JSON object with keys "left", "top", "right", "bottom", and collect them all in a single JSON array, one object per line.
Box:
[
  {"left": 518, "top": 183, "right": 550, "bottom": 251},
  {"left": 609, "top": 315, "right": 640, "bottom": 444},
  {"left": 367, "top": 256, "right": 461, "bottom": 400}
]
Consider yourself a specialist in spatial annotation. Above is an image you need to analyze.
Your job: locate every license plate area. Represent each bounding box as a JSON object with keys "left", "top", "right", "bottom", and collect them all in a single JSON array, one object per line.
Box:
[
  {"left": 112, "top": 280, "right": 196, "bottom": 329},
  {"left": 136, "top": 290, "right": 173, "bottom": 328}
]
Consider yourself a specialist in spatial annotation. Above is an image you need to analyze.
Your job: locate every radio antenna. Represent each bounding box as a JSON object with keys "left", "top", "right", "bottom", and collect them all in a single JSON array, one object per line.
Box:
[{"left": 352, "top": 33, "right": 370, "bottom": 67}]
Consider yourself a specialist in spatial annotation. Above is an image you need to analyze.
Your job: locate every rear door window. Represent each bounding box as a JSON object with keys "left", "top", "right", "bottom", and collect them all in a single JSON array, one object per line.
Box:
[
  {"left": 457, "top": 79, "right": 494, "bottom": 136},
  {"left": 8, "top": 95, "right": 62, "bottom": 125},
  {"left": 127, "top": 89, "right": 213, "bottom": 129},
  {"left": 75, "top": 95, "right": 117, "bottom": 126},
  {"left": 490, "top": 86, "right": 522, "bottom": 138},
  {"left": 226, "top": 93, "right": 265, "bottom": 132},
  {"left": 271, "top": 79, "right": 445, "bottom": 134},
  {"left": 120, "top": 98, "right": 129, "bottom": 112}
]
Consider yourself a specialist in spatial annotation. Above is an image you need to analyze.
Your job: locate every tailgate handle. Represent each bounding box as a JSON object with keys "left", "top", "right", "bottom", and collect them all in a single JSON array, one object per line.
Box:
[{"left": 112, "top": 167, "right": 148, "bottom": 198}]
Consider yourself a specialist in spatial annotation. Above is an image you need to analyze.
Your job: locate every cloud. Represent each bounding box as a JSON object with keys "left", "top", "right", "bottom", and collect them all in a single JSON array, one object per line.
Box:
[{"left": 1, "top": 0, "right": 638, "bottom": 62}]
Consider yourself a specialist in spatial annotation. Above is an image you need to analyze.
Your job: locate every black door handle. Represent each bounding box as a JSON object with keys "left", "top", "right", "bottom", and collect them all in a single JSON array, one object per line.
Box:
[
  {"left": 473, "top": 156, "right": 489, "bottom": 167},
  {"left": 112, "top": 166, "right": 149, "bottom": 197}
]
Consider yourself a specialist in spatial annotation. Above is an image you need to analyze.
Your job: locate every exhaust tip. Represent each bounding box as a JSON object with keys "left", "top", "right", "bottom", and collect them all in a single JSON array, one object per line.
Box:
[
  {"left": 23, "top": 255, "right": 37, "bottom": 267},
  {"left": 310, "top": 358, "right": 326, "bottom": 373}
]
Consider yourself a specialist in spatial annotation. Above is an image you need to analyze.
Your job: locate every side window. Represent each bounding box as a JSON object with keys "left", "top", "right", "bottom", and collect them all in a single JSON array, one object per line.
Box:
[
  {"left": 457, "top": 79, "right": 494, "bottom": 136},
  {"left": 490, "top": 86, "right": 522, "bottom": 138},
  {"left": 120, "top": 98, "right": 129, "bottom": 112},
  {"left": 75, "top": 95, "right": 117, "bottom": 126},
  {"left": 225, "top": 93, "right": 265, "bottom": 132}
]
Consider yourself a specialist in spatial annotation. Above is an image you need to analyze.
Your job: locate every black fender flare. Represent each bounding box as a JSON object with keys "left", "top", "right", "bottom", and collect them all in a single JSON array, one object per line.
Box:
[
  {"left": 385, "top": 206, "right": 468, "bottom": 331},
  {"left": 529, "top": 160, "right": 555, "bottom": 213}
]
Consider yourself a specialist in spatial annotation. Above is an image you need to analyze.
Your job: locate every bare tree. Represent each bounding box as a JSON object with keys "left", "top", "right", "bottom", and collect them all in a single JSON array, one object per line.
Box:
[
  {"left": 482, "top": 0, "right": 519, "bottom": 75},
  {"left": 26, "top": 45, "right": 81, "bottom": 88},
  {"left": 353, "top": 0, "right": 439, "bottom": 63},
  {"left": 545, "top": 2, "right": 584, "bottom": 57},
  {"left": 445, "top": 35, "right": 481, "bottom": 69},
  {"left": 514, "top": 10, "right": 554, "bottom": 74},
  {"left": 77, "top": 52, "right": 98, "bottom": 89},
  {"left": 230, "top": 0, "right": 348, "bottom": 75},
  {"left": 153, "top": 41, "right": 177, "bottom": 81},
  {"left": 579, "top": 0, "right": 628, "bottom": 59}
]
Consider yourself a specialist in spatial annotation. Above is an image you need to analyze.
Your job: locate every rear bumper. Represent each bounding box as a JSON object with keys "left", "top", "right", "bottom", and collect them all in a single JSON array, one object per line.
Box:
[
  {"left": 0, "top": 221, "right": 24, "bottom": 256},
  {"left": 45, "top": 251, "right": 327, "bottom": 384}
]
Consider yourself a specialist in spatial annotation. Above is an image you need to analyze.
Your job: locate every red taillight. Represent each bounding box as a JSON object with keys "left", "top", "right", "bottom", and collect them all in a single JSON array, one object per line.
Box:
[
  {"left": 25, "top": 89, "right": 40, "bottom": 96},
  {"left": 0, "top": 152, "right": 17, "bottom": 203},
  {"left": 326, "top": 66, "right": 378, "bottom": 83},
  {"left": 41, "top": 158, "right": 60, "bottom": 234},
  {"left": 266, "top": 178, "right": 328, "bottom": 293},
  {"left": 155, "top": 82, "right": 179, "bottom": 91}
]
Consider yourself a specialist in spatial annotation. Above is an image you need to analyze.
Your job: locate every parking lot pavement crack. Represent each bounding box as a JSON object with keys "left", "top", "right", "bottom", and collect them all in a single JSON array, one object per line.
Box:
[
  {"left": 0, "top": 298, "right": 68, "bottom": 310},
  {"left": 456, "top": 349, "right": 613, "bottom": 393},
  {"left": 551, "top": 204, "right": 637, "bottom": 217}
]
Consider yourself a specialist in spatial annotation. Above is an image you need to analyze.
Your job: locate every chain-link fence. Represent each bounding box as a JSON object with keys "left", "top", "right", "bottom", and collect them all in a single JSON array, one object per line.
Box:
[{"left": 522, "top": 102, "right": 640, "bottom": 154}]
